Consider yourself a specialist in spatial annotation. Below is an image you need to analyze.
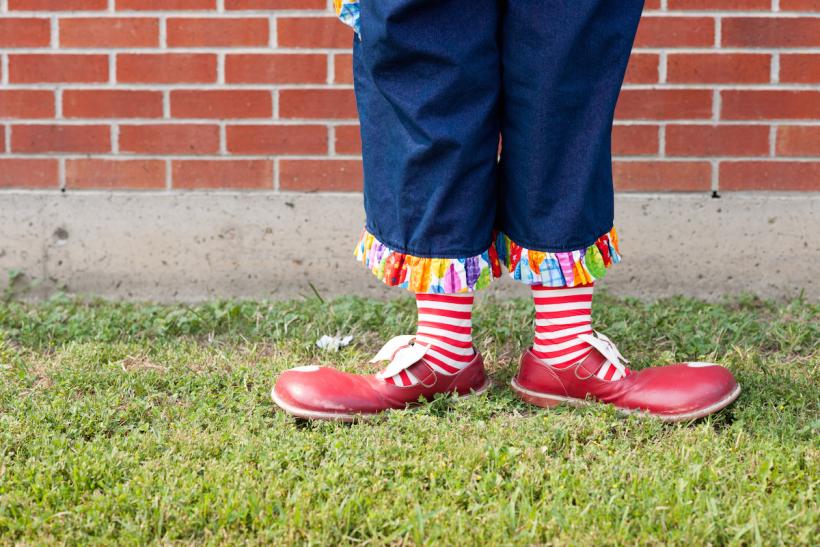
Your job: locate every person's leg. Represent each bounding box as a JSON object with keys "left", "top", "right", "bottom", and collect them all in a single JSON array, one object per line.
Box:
[
  {"left": 273, "top": 0, "right": 500, "bottom": 420},
  {"left": 498, "top": 0, "right": 640, "bottom": 382},
  {"left": 354, "top": 0, "right": 502, "bottom": 292},
  {"left": 503, "top": 1, "right": 740, "bottom": 420},
  {"left": 531, "top": 283, "right": 628, "bottom": 381},
  {"left": 495, "top": 0, "right": 642, "bottom": 284},
  {"left": 386, "top": 293, "right": 475, "bottom": 387}
]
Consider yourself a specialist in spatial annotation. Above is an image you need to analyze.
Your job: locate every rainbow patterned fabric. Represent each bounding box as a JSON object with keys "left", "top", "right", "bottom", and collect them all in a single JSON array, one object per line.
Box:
[
  {"left": 334, "top": 0, "right": 361, "bottom": 35},
  {"left": 355, "top": 228, "right": 621, "bottom": 293}
]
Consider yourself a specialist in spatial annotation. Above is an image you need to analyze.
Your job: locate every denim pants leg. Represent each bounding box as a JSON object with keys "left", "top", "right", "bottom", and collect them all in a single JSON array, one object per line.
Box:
[{"left": 351, "top": 0, "right": 644, "bottom": 293}]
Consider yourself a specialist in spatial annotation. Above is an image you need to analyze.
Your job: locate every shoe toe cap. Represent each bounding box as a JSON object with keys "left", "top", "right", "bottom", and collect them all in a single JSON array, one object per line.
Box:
[
  {"left": 273, "top": 366, "right": 385, "bottom": 415},
  {"left": 684, "top": 362, "right": 738, "bottom": 394},
  {"left": 274, "top": 366, "right": 347, "bottom": 412},
  {"left": 630, "top": 362, "right": 739, "bottom": 416}
]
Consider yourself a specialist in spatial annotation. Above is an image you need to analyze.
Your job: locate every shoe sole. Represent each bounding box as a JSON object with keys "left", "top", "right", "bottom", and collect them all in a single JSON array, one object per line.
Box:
[
  {"left": 271, "top": 378, "right": 494, "bottom": 423},
  {"left": 510, "top": 378, "right": 742, "bottom": 423}
]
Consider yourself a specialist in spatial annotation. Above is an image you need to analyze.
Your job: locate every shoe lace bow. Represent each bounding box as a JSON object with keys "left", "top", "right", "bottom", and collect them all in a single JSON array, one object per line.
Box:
[
  {"left": 577, "top": 330, "right": 629, "bottom": 379},
  {"left": 369, "top": 335, "right": 431, "bottom": 380}
]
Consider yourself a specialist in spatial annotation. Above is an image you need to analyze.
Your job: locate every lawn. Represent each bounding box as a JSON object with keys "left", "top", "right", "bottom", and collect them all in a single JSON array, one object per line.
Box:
[{"left": 0, "top": 293, "right": 817, "bottom": 545}]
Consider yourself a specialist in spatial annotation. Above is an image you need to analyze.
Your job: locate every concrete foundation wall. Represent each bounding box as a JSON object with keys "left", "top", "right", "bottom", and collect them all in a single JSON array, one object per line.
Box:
[{"left": 1, "top": 191, "right": 817, "bottom": 302}]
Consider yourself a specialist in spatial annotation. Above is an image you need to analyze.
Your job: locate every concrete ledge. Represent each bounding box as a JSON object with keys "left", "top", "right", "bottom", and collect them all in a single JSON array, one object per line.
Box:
[{"left": 0, "top": 191, "right": 817, "bottom": 302}]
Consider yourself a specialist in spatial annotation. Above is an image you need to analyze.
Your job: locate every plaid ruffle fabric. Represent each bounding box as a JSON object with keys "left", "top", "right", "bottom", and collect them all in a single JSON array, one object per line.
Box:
[{"left": 334, "top": 0, "right": 361, "bottom": 35}]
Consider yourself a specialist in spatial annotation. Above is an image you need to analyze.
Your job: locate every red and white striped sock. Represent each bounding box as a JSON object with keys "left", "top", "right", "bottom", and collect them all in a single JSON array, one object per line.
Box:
[
  {"left": 531, "top": 283, "right": 629, "bottom": 381},
  {"left": 383, "top": 293, "right": 475, "bottom": 387}
]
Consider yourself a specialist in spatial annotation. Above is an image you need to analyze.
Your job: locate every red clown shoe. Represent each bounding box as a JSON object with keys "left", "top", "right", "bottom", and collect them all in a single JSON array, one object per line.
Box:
[
  {"left": 511, "top": 331, "right": 740, "bottom": 422},
  {"left": 272, "top": 335, "right": 491, "bottom": 421}
]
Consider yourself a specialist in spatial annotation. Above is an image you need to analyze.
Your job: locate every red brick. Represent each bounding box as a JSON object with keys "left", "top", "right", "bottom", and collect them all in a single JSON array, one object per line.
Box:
[
  {"left": 226, "top": 54, "right": 326, "bottom": 84},
  {"left": 12, "top": 124, "right": 110, "bottom": 153},
  {"left": 117, "top": 0, "right": 215, "bottom": 8},
  {"left": 225, "top": 0, "right": 325, "bottom": 9},
  {"left": 723, "top": 18, "right": 820, "bottom": 48},
  {"left": 634, "top": 17, "right": 714, "bottom": 48},
  {"left": 612, "top": 125, "right": 659, "bottom": 156},
  {"left": 118, "top": 54, "right": 216, "bottom": 84},
  {"left": 667, "top": 53, "right": 770, "bottom": 84},
  {"left": 666, "top": 125, "right": 770, "bottom": 157},
  {"left": 120, "top": 124, "right": 220, "bottom": 155},
  {"left": 9, "top": 0, "right": 106, "bottom": 9},
  {"left": 9, "top": 54, "right": 108, "bottom": 83},
  {"left": 66, "top": 159, "right": 165, "bottom": 189},
  {"left": 0, "top": 18, "right": 51, "bottom": 47},
  {"left": 171, "top": 90, "right": 272, "bottom": 119},
  {"left": 226, "top": 125, "right": 327, "bottom": 155},
  {"left": 60, "top": 18, "right": 158, "bottom": 48},
  {"left": 667, "top": 0, "right": 770, "bottom": 8},
  {"left": 0, "top": 159, "right": 59, "bottom": 189},
  {"left": 613, "top": 161, "right": 712, "bottom": 192},
  {"left": 722, "top": 91, "right": 820, "bottom": 120},
  {"left": 277, "top": 17, "right": 354, "bottom": 49},
  {"left": 776, "top": 126, "right": 820, "bottom": 157},
  {"left": 63, "top": 90, "right": 163, "bottom": 118},
  {"left": 280, "top": 159, "right": 363, "bottom": 192},
  {"left": 644, "top": 0, "right": 661, "bottom": 8},
  {"left": 0, "top": 90, "right": 55, "bottom": 119},
  {"left": 334, "top": 124, "right": 362, "bottom": 155},
  {"left": 720, "top": 161, "right": 820, "bottom": 191},
  {"left": 780, "top": 0, "right": 820, "bottom": 8},
  {"left": 167, "top": 18, "right": 269, "bottom": 47},
  {"left": 172, "top": 160, "right": 273, "bottom": 189},
  {"left": 334, "top": 54, "right": 353, "bottom": 84},
  {"left": 0, "top": 127, "right": 5, "bottom": 153},
  {"left": 624, "top": 53, "right": 659, "bottom": 84},
  {"left": 615, "top": 90, "right": 713, "bottom": 120},
  {"left": 780, "top": 54, "right": 820, "bottom": 84},
  {"left": 279, "top": 89, "right": 358, "bottom": 120}
]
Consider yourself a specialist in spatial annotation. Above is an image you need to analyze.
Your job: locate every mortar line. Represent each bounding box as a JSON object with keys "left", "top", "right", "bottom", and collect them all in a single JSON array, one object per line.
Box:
[
  {"left": 770, "top": 52, "right": 780, "bottom": 84},
  {"left": 769, "top": 125, "right": 777, "bottom": 157}
]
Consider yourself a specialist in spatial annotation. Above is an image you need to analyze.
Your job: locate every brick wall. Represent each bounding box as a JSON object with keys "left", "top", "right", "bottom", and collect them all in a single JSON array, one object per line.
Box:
[{"left": 0, "top": 0, "right": 818, "bottom": 193}]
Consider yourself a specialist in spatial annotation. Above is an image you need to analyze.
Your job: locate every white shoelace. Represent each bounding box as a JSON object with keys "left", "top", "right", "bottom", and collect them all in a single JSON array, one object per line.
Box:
[
  {"left": 577, "top": 330, "right": 630, "bottom": 381},
  {"left": 370, "top": 335, "right": 431, "bottom": 380}
]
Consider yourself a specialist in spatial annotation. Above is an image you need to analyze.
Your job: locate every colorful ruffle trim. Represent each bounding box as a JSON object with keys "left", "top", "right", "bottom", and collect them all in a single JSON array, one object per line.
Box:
[
  {"left": 355, "top": 230, "right": 500, "bottom": 293},
  {"left": 334, "top": 0, "right": 361, "bottom": 36},
  {"left": 354, "top": 228, "right": 621, "bottom": 293},
  {"left": 495, "top": 229, "right": 621, "bottom": 288}
]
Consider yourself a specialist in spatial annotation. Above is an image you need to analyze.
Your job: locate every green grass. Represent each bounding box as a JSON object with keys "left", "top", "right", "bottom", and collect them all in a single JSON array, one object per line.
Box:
[{"left": 0, "top": 293, "right": 817, "bottom": 545}]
